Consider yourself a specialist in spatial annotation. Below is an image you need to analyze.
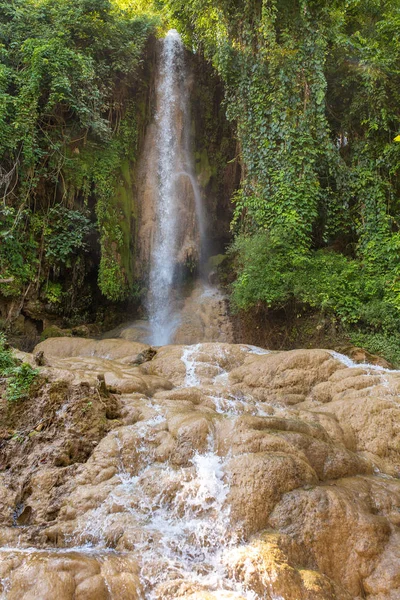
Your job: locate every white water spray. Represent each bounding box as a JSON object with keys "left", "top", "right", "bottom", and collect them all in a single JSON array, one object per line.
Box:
[{"left": 147, "top": 30, "right": 204, "bottom": 345}]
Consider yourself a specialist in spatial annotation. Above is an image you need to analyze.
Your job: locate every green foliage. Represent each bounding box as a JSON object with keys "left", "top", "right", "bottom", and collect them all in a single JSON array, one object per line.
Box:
[
  {"left": 0, "top": 333, "right": 39, "bottom": 402},
  {"left": 0, "top": 206, "right": 39, "bottom": 296},
  {"left": 6, "top": 363, "right": 40, "bottom": 403},
  {"left": 43, "top": 208, "right": 92, "bottom": 267},
  {"left": 0, "top": 0, "right": 157, "bottom": 303},
  {"left": 92, "top": 114, "right": 138, "bottom": 301},
  {"left": 230, "top": 234, "right": 364, "bottom": 320},
  {"left": 231, "top": 232, "right": 400, "bottom": 353},
  {"left": 167, "top": 0, "right": 400, "bottom": 358},
  {"left": 350, "top": 331, "right": 400, "bottom": 369},
  {"left": 42, "top": 282, "right": 63, "bottom": 304},
  {"left": 0, "top": 333, "right": 16, "bottom": 373},
  {"left": 63, "top": 103, "right": 141, "bottom": 301},
  {"left": 166, "top": 0, "right": 334, "bottom": 250},
  {"left": 2, "top": 0, "right": 400, "bottom": 363}
]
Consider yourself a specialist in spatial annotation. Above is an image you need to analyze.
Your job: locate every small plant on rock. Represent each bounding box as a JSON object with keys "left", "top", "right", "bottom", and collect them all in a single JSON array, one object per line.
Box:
[{"left": 0, "top": 333, "right": 39, "bottom": 402}]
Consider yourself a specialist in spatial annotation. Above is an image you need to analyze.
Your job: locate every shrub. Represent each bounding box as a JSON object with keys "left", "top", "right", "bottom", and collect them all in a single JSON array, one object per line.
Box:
[
  {"left": 0, "top": 333, "right": 39, "bottom": 402},
  {"left": 230, "top": 233, "right": 400, "bottom": 337}
]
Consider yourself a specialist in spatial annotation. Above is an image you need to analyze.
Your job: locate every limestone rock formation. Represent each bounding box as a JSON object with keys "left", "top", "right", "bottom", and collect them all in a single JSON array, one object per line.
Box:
[{"left": 0, "top": 340, "right": 399, "bottom": 599}]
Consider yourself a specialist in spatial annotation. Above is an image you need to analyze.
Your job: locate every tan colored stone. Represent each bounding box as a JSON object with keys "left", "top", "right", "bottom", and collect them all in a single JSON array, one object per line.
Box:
[
  {"left": 229, "top": 349, "right": 342, "bottom": 403},
  {"left": 2, "top": 344, "right": 400, "bottom": 599},
  {"left": 0, "top": 552, "right": 141, "bottom": 600},
  {"left": 227, "top": 451, "right": 318, "bottom": 534},
  {"left": 34, "top": 337, "right": 149, "bottom": 362},
  {"left": 224, "top": 533, "right": 351, "bottom": 599},
  {"left": 314, "top": 395, "right": 400, "bottom": 474},
  {"left": 269, "top": 484, "right": 392, "bottom": 597}
]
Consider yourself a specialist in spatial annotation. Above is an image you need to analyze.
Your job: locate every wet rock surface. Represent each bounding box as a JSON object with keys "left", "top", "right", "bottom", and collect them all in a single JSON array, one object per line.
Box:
[
  {"left": 0, "top": 340, "right": 399, "bottom": 599},
  {"left": 102, "top": 282, "right": 234, "bottom": 347}
]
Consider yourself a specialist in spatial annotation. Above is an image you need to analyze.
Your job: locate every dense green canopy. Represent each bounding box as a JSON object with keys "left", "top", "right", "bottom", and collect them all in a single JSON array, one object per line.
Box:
[
  {"left": 164, "top": 0, "right": 400, "bottom": 361},
  {"left": 1, "top": 0, "right": 400, "bottom": 361},
  {"left": 0, "top": 0, "right": 156, "bottom": 305}
]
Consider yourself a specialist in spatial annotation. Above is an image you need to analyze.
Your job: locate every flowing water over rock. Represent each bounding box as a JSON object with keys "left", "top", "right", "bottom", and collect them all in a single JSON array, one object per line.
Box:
[
  {"left": 106, "top": 282, "right": 233, "bottom": 347},
  {"left": 126, "top": 30, "right": 232, "bottom": 348},
  {"left": 1, "top": 28, "right": 400, "bottom": 600},
  {"left": 1, "top": 338, "right": 400, "bottom": 599},
  {"left": 145, "top": 30, "right": 206, "bottom": 346}
]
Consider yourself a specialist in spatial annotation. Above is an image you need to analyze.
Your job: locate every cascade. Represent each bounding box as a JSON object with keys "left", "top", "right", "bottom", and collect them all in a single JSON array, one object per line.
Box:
[
  {"left": 1, "top": 29, "right": 399, "bottom": 600},
  {"left": 2, "top": 337, "right": 400, "bottom": 599},
  {"left": 147, "top": 30, "right": 206, "bottom": 346}
]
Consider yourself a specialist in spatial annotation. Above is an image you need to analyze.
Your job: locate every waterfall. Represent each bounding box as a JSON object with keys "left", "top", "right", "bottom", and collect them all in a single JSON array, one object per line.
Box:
[{"left": 147, "top": 30, "right": 205, "bottom": 346}]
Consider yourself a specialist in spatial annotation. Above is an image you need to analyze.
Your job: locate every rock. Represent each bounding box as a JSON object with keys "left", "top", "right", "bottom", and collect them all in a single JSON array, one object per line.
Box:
[
  {"left": 131, "top": 347, "right": 157, "bottom": 365},
  {"left": 229, "top": 348, "right": 342, "bottom": 404},
  {"left": 34, "top": 337, "right": 150, "bottom": 362},
  {"left": 0, "top": 552, "right": 142, "bottom": 600},
  {"left": 226, "top": 451, "right": 318, "bottom": 535},
  {"left": 269, "top": 483, "right": 393, "bottom": 597},
  {"left": 71, "top": 324, "right": 101, "bottom": 338},
  {"left": 335, "top": 345, "right": 393, "bottom": 369},
  {"left": 41, "top": 325, "right": 73, "bottom": 340},
  {"left": 224, "top": 533, "right": 351, "bottom": 599},
  {"left": 96, "top": 373, "right": 108, "bottom": 395},
  {"left": 313, "top": 394, "right": 400, "bottom": 476},
  {"left": 1, "top": 343, "right": 399, "bottom": 599},
  {"left": 34, "top": 350, "right": 46, "bottom": 366},
  {"left": 12, "top": 314, "right": 25, "bottom": 335},
  {"left": 172, "top": 282, "right": 234, "bottom": 344},
  {"left": 140, "top": 342, "right": 251, "bottom": 386}
]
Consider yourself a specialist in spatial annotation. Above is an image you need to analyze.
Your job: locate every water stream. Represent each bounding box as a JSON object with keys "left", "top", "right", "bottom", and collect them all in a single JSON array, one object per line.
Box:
[
  {"left": 147, "top": 30, "right": 205, "bottom": 346},
  {"left": 1, "top": 28, "right": 399, "bottom": 600}
]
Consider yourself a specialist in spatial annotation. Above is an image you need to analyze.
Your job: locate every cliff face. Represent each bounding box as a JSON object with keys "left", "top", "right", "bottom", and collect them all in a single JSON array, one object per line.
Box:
[
  {"left": 1, "top": 40, "right": 236, "bottom": 345},
  {"left": 134, "top": 43, "right": 238, "bottom": 281},
  {"left": 190, "top": 54, "right": 240, "bottom": 258}
]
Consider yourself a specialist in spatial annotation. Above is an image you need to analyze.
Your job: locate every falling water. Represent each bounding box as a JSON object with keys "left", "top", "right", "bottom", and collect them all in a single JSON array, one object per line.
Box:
[{"left": 147, "top": 30, "right": 205, "bottom": 346}]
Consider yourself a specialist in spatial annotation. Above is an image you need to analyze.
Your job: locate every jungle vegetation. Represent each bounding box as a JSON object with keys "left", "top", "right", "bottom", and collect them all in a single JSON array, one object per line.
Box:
[
  {"left": 0, "top": 332, "right": 38, "bottom": 401},
  {"left": 0, "top": 0, "right": 157, "bottom": 311},
  {"left": 1, "top": 0, "right": 400, "bottom": 363},
  {"left": 165, "top": 0, "right": 400, "bottom": 363}
]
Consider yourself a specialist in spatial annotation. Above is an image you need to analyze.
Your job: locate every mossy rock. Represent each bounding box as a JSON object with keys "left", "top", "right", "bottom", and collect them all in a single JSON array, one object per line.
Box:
[
  {"left": 195, "top": 148, "right": 214, "bottom": 187},
  {"left": 207, "top": 254, "right": 228, "bottom": 270},
  {"left": 41, "top": 326, "right": 72, "bottom": 341}
]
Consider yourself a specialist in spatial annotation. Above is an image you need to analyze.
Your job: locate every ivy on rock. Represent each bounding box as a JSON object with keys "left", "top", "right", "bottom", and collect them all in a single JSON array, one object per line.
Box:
[
  {"left": 0, "top": 0, "right": 157, "bottom": 308},
  {"left": 165, "top": 0, "right": 400, "bottom": 364}
]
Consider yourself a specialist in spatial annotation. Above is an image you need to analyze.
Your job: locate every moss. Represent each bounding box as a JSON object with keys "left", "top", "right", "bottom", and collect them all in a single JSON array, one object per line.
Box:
[
  {"left": 207, "top": 254, "right": 227, "bottom": 270},
  {"left": 195, "top": 148, "right": 215, "bottom": 187},
  {"left": 60, "top": 78, "right": 149, "bottom": 304},
  {"left": 114, "top": 158, "right": 137, "bottom": 286},
  {"left": 41, "top": 326, "right": 72, "bottom": 340}
]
